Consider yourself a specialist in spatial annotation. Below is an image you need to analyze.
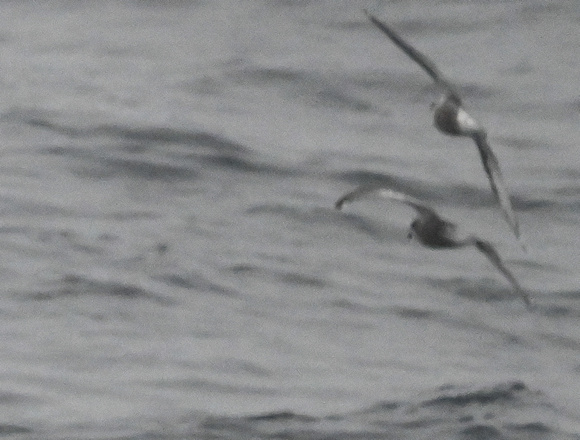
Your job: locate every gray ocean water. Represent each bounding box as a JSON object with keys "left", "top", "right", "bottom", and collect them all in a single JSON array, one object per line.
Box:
[{"left": 0, "top": 0, "right": 579, "bottom": 438}]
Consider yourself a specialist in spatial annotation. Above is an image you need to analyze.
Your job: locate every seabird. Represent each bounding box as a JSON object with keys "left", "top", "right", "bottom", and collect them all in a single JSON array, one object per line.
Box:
[
  {"left": 335, "top": 185, "right": 532, "bottom": 309},
  {"left": 363, "top": 10, "right": 521, "bottom": 245}
]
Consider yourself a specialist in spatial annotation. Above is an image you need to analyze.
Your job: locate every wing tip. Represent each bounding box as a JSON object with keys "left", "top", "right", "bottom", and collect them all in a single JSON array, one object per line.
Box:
[{"left": 362, "top": 9, "right": 386, "bottom": 30}]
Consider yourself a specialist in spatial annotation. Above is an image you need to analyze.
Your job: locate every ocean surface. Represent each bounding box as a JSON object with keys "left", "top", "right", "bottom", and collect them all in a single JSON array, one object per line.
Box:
[{"left": 0, "top": 0, "right": 578, "bottom": 438}]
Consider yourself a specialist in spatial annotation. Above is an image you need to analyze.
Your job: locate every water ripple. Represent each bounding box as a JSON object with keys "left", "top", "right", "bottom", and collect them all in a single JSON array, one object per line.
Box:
[{"left": 192, "top": 381, "right": 570, "bottom": 440}]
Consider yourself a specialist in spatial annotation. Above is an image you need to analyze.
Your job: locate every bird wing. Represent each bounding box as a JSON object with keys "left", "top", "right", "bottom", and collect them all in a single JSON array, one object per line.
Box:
[
  {"left": 474, "top": 239, "right": 532, "bottom": 308},
  {"left": 363, "top": 10, "right": 462, "bottom": 102},
  {"left": 471, "top": 132, "right": 520, "bottom": 242},
  {"left": 335, "top": 185, "right": 436, "bottom": 219}
]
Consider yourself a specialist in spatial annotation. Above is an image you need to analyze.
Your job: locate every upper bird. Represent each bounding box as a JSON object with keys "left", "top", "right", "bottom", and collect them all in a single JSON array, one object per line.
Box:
[
  {"left": 335, "top": 185, "right": 532, "bottom": 309},
  {"left": 363, "top": 10, "right": 521, "bottom": 246}
]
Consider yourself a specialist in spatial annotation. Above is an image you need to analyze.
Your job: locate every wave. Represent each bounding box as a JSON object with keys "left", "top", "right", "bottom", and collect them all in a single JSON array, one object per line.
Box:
[
  {"left": 428, "top": 276, "right": 527, "bottom": 305},
  {"left": 78, "top": 156, "right": 199, "bottom": 181},
  {"left": 4, "top": 107, "right": 248, "bottom": 154},
  {"left": 29, "top": 116, "right": 297, "bottom": 179},
  {"left": 226, "top": 65, "right": 374, "bottom": 113},
  {"left": 199, "top": 153, "right": 298, "bottom": 177},
  {"left": 93, "top": 125, "right": 248, "bottom": 154},
  {"left": 191, "top": 381, "right": 572, "bottom": 440},
  {"left": 422, "top": 381, "right": 526, "bottom": 407},
  {"left": 156, "top": 272, "right": 239, "bottom": 297},
  {"left": 228, "top": 263, "right": 327, "bottom": 289},
  {"left": 23, "top": 273, "right": 175, "bottom": 305},
  {"left": 0, "top": 425, "right": 32, "bottom": 436}
]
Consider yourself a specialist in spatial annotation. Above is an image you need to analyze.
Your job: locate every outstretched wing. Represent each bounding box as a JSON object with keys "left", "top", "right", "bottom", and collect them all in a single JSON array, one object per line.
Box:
[
  {"left": 363, "top": 10, "right": 462, "bottom": 102},
  {"left": 472, "top": 132, "right": 521, "bottom": 243},
  {"left": 335, "top": 185, "right": 436, "bottom": 219},
  {"left": 474, "top": 240, "right": 532, "bottom": 308}
]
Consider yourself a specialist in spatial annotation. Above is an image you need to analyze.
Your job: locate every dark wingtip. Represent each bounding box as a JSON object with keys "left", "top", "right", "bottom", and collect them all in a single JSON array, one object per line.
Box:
[
  {"left": 334, "top": 198, "right": 345, "bottom": 210},
  {"left": 362, "top": 8, "right": 378, "bottom": 24}
]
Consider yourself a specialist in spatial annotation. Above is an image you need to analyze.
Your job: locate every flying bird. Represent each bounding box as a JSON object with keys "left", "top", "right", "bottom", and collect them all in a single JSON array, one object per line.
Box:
[
  {"left": 363, "top": 10, "right": 521, "bottom": 246},
  {"left": 335, "top": 185, "right": 532, "bottom": 309}
]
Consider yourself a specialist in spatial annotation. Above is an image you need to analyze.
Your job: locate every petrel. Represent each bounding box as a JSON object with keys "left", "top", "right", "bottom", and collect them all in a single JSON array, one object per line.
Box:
[
  {"left": 336, "top": 185, "right": 532, "bottom": 309},
  {"left": 364, "top": 10, "right": 521, "bottom": 245}
]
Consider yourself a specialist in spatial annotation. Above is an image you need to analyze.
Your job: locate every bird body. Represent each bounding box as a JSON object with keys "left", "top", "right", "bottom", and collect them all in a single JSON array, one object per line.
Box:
[
  {"left": 433, "top": 95, "right": 483, "bottom": 136},
  {"left": 408, "top": 214, "right": 459, "bottom": 249}
]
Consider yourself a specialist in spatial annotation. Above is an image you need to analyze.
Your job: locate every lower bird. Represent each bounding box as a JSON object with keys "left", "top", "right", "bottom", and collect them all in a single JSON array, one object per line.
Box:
[{"left": 335, "top": 185, "right": 532, "bottom": 309}]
